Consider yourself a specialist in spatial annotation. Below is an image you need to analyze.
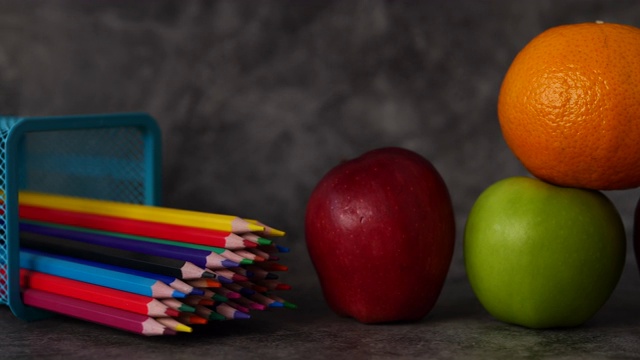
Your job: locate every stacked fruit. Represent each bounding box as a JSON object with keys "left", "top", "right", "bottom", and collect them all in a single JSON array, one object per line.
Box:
[{"left": 465, "top": 21, "right": 640, "bottom": 328}]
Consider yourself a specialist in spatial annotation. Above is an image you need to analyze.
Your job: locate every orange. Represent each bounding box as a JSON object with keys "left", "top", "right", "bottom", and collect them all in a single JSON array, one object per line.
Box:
[{"left": 497, "top": 21, "right": 640, "bottom": 190}]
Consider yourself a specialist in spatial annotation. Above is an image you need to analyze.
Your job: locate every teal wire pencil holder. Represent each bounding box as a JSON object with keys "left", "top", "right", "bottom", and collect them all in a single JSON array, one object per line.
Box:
[{"left": 0, "top": 113, "right": 162, "bottom": 321}]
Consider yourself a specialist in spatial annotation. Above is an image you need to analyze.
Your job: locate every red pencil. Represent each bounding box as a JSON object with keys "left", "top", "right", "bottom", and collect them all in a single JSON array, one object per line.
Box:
[
  {"left": 23, "top": 289, "right": 176, "bottom": 336},
  {"left": 19, "top": 269, "right": 179, "bottom": 318},
  {"left": 19, "top": 204, "right": 254, "bottom": 249}
]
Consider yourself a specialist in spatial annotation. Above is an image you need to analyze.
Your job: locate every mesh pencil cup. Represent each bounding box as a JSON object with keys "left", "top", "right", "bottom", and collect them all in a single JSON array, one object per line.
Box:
[{"left": 0, "top": 113, "right": 162, "bottom": 321}]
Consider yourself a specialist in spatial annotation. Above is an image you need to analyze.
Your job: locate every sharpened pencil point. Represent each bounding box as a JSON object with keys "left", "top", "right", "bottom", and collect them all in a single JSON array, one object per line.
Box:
[
  {"left": 174, "top": 323, "right": 193, "bottom": 333},
  {"left": 243, "top": 240, "right": 259, "bottom": 248},
  {"left": 190, "top": 288, "right": 205, "bottom": 296},
  {"left": 221, "top": 259, "right": 240, "bottom": 268},
  {"left": 217, "top": 276, "right": 234, "bottom": 284},
  {"left": 240, "top": 259, "right": 254, "bottom": 265},
  {"left": 283, "top": 302, "right": 298, "bottom": 309},
  {"left": 276, "top": 245, "right": 290, "bottom": 253},
  {"left": 209, "top": 312, "right": 226, "bottom": 321},
  {"left": 179, "top": 304, "right": 197, "bottom": 313},
  {"left": 172, "top": 290, "right": 188, "bottom": 299},
  {"left": 212, "top": 294, "right": 228, "bottom": 302},
  {"left": 257, "top": 237, "right": 272, "bottom": 246},
  {"left": 166, "top": 308, "right": 181, "bottom": 317},
  {"left": 234, "top": 311, "right": 251, "bottom": 320},
  {"left": 269, "top": 301, "right": 284, "bottom": 308}
]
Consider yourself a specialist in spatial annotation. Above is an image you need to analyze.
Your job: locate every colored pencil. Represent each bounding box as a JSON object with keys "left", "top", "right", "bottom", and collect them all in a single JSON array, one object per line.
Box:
[
  {"left": 244, "top": 219, "right": 285, "bottom": 237},
  {"left": 56, "top": 255, "right": 203, "bottom": 296},
  {"left": 183, "top": 295, "right": 215, "bottom": 307},
  {"left": 19, "top": 205, "right": 255, "bottom": 250},
  {"left": 226, "top": 301, "right": 251, "bottom": 314},
  {"left": 25, "top": 220, "right": 255, "bottom": 266},
  {"left": 200, "top": 289, "right": 228, "bottom": 302},
  {"left": 232, "top": 249, "right": 265, "bottom": 262},
  {"left": 211, "top": 287, "right": 242, "bottom": 300},
  {"left": 160, "top": 298, "right": 196, "bottom": 313},
  {"left": 19, "top": 269, "right": 180, "bottom": 318},
  {"left": 249, "top": 292, "right": 284, "bottom": 308},
  {"left": 238, "top": 266, "right": 279, "bottom": 280},
  {"left": 186, "top": 278, "right": 222, "bottom": 289},
  {"left": 246, "top": 247, "right": 274, "bottom": 261},
  {"left": 212, "top": 269, "right": 249, "bottom": 283},
  {"left": 23, "top": 289, "right": 176, "bottom": 336},
  {"left": 20, "top": 231, "right": 217, "bottom": 280},
  {"left": 19, "top": 191, "right": 263, "bottom": 233},
  {"left": 176, "top": 313, "right": 208, "bottom": 325},
  {"left": 20, "top": 250, "right": 185, "bottom": 299},
  {"left": 267, "top": 293, "right": 298, "bottom": 309},
  {"left": 194, "top": 305, "right": 226, "bottom": 321},
  {"left": 213, "top": 302, "right": 251, "bottom": 320},
  {"left": 223, "top": 283, "right": 256, "bottom": 297},
  {"left": 258, "top": 244, "right": 291, "bottom": 253},
  {"left": 155, "top": 317, "right": 192, "bottom": 333},
  {"left": 232, "top": 296, "right": 267, "bottom": 311},
  {"left": 241, "top": 233, "right": 273, "bottom": 246},
  {"left": 236, "top": 281, "right": 269, "bottom": 293},
  {"left": 20, "top": 221, "right": 240, "bottom": 270}
]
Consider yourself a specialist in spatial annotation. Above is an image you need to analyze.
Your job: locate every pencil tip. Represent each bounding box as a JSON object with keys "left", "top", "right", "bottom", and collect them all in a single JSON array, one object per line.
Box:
[
  {"left": 190, "top": 288, "right": 205, "bottom": 296},
  {"left": 165, "top": 308, "right": 181, "bottom": 317},
  {"left": 257, "top": 237, "right": 273, "bottom": 246},
  {"left": 234, "top": 311, "right": 251, "bottom": 320},
  {"left": 284, "top": 302, "right": 298, "bottom": 309},
  {"left": 243, "top": 240, "right": 259, "bottom": 248},
  {"left": 222, "top": 259, "right": 240, "bottom": 268},
  {"left": 172, "top": 290, "right": 188, "bottom": 299},
  {"left": 175, "top": 324, "right": 193, "bottom": 333}
]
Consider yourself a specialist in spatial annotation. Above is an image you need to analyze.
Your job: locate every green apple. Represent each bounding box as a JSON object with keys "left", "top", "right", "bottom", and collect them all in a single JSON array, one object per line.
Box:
[{"left": 464, "top": 176, "right": 626, "bottom": 329}]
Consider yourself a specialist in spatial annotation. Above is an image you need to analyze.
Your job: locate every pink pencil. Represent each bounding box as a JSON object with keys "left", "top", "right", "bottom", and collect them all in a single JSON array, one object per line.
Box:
[{"left": 23, "top": 289, "right": 176, "bottom": 336}]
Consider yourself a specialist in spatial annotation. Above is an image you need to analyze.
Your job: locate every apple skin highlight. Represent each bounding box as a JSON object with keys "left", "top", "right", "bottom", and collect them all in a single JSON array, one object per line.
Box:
[{"left": 305, "top": 147, "right": 455, "bottom": 324}]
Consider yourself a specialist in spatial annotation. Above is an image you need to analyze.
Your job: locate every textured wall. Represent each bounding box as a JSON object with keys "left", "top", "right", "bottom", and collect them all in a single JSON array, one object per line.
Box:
[{"left": 2, "top": 0, "right": 640, "bottom": 293}]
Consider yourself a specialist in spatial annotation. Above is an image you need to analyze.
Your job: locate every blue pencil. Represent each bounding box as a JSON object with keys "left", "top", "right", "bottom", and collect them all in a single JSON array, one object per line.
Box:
[
  {"left": 56, "top": 255, "right": 206, "bottom": 296},
  {"left": 19, "top": 249, "right": 187, "bottom": 299},
  {"left": 20, "top": 221, "right": 240, "bottom": 271}
]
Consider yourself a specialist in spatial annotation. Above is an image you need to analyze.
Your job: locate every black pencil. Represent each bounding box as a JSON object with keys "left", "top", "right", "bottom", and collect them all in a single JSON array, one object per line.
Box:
[{"left": 20, "top": 231, "right": 217, "bottom": 280}]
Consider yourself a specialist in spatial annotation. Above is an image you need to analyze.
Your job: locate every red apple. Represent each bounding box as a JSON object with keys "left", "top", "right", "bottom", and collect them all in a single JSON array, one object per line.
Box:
[{"left": 305, "top": 147, "right": 455, "bottom": 323}]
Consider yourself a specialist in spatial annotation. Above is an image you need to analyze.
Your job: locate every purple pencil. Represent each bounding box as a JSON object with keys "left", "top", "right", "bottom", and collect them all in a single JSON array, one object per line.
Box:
[
  {"left": 19, "top": 222, "right": 238, "bottom": 271},
  {"left": 23, "top": 289, "right": 176, "bottom": 336}
]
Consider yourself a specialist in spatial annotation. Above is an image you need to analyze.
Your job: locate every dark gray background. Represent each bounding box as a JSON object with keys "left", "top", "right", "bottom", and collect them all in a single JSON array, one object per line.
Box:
[{"left": 2, "top": 1, "right": 640, "bottom": 359}]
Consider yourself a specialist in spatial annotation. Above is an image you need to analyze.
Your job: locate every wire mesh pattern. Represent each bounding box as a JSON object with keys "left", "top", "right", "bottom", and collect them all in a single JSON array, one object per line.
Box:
[
  {"left": 21, "top": 127, "right": 148, "bottom": 203},
  {"left": 0, "top": 114, "right": 161, "bottom": 318},
  {"left": 0, "top": 117, "right": 21, "bottom": 306}
]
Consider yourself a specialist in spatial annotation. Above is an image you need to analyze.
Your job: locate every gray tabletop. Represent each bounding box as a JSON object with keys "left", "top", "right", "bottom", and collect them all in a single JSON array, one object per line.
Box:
[{"left": 2, "top": 1, "right": 640, "bottom": 359}]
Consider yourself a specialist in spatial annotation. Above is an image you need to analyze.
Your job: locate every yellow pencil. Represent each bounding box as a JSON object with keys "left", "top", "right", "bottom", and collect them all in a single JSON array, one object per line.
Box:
[
  {"left": 18, "top": 191, "right": 263, "bottom": 234},
  {"left": 244, "top": 219, "right": 286, "bottom": 237}
]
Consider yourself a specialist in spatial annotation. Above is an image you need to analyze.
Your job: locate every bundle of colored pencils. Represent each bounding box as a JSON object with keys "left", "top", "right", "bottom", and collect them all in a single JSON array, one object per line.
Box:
[{"left": 15, "top": 191, "right": 295, "bottom": 336}]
